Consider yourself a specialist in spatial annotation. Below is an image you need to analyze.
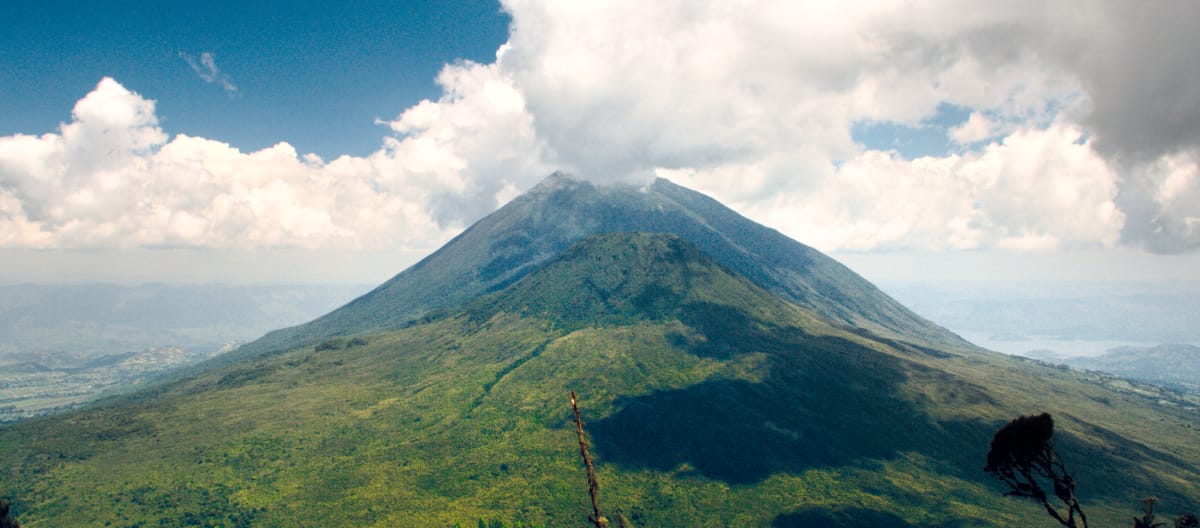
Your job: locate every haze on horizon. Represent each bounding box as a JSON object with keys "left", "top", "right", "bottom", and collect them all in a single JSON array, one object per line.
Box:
[{"left": 2, "top": 0, "right": 1199, "bottom": 288}]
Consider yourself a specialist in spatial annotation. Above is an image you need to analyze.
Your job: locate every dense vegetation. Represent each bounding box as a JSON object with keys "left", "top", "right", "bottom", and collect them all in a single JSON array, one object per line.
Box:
[{"left": 1, "top": 233, "right": 1197, "bottom": 526}]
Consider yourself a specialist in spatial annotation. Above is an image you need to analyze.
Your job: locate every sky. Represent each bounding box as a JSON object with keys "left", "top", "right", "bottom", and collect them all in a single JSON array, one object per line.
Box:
[{"left": 2, "top": 0, "right": 1200, "bottom": 287}]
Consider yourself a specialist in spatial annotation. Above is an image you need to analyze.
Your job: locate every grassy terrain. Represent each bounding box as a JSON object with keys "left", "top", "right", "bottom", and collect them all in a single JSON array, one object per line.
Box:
[{"left": 1, "top": 234, "right": 1198, "bottom": 527}]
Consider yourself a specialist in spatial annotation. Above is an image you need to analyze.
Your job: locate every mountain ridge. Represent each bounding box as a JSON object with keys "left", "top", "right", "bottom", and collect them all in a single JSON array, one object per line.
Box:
[{"left": 238, "top": 173, "right": 965, "bottom": 362}]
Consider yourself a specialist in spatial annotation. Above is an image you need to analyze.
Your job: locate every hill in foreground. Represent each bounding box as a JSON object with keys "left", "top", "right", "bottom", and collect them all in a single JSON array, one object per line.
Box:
[{"left": 1, "top": 233, "right": 1197, "bottom": 527}]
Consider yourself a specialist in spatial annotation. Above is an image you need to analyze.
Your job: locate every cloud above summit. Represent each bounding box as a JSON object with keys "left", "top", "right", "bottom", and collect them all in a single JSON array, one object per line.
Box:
[
  {"left": 1, "top": 0, "right": 1198, "bottom": 253},
  {"left": 480, "top": 0, "right": 1197, "bottom": 252}
]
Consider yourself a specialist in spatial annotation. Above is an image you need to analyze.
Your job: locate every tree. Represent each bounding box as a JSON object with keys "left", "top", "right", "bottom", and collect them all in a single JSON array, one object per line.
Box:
[
  {"left": 0, "top": 498, "right": 20, "bottom": 528},
  {"left": 1175, "top": 513, "right": 1199, "bottom": 528},
  {"left": 984, "top": 413, "right": 1088, "bottom": 528},
  {"left": 1135, "top": 497, "right": 1165, "bottom": 528},
  {"left": 571, "top": 391, "right": 608, "bottom": 528}
]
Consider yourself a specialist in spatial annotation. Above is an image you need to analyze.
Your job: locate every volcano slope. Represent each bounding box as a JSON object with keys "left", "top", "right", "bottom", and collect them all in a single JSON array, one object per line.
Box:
[
  {"left": 1, "top": 233, "right": 1198, "bottom": 527},
  {"left": 235, "top": 173, "right": 965, "bottom": 363}
]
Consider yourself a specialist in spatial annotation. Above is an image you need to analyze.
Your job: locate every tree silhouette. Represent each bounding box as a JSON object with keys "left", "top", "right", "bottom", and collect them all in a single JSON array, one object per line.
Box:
[
  {"left": 984, "top": 413, "right": 1088, "bottom": 528},
  {"left": 1175, "top": 513, "right": 1200, "bottom": 528},
  {"left": 0, "top": 498, "right": 20, "bottom": 528},
  {"left": 1135, "top": 497, "right": 1165, "bottom": 528}
]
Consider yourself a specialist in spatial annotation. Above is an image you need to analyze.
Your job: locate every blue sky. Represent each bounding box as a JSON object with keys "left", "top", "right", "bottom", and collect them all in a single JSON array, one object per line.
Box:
[
  {"left": 851, "top": 104, "right": 973, "bottom": 160},
  {"left": 1, "top": 0, "right": 509, "bottom": 158},
  {"left": 1, "top": 1, "right": 1198, "bottom": 286},
  {"left": 2, "top": 0, "right": 963, "bottom": 161}
]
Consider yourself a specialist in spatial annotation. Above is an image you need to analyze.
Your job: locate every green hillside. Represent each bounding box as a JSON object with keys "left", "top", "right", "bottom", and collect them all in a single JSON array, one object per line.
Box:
[{"left": 1, "top": 233, "right": 1197, "bottom": 527}]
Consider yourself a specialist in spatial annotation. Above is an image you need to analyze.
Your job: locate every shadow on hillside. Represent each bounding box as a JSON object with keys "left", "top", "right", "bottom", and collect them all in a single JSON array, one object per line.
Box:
[
  {"left": 589, "top": 309, "right": 1200, "bottom": 499},
  {"left": 1054, "top": 419, "right": 1200, "bottom": 509},
  {"left": 589, "top": 326, "right": 995, "bottom": 484},
  {"left": 667, "top": 301, "right": 786, "bottom": 360},
  {"left": 772, "top": 507, "right": 968, "bottom": 527}
]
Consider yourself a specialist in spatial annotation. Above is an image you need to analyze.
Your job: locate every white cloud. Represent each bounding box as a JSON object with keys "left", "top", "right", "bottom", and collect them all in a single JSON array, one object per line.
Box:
[
  {"left": 0, "top": 76, "right": 544, "bottom": 250},
  {"left": 1117, "top": 150, "right": 1200, "bottom": 252},
  {"left": 732, "top": 119, "right": 1123, "bottom": 252},
  {"left": 380, "top": 60, "right": 551, "bottom": 223},
  {"left": 3, "top": 1, "right": 1199, "bottom": 255},
  {"left": 0, "top": 78, "right": 167, "bottom": 237},
  {"left": 484, "top": 0, "right": 1195, "bottom": 252},
  {"left": 949, "top": 112, "right": 996, "bottom": 145},
  {"left": 180, "top": 51, "right": 238, "bottom": 95},
  {"left": 469, "top": 0, "right": 1176, "bottom": 251}
]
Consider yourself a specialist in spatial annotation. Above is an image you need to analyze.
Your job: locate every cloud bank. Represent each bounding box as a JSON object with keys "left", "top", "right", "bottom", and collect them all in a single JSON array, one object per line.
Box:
[
  {"left": 2, "top": 0, "right": 1198, "bottom": 253},
  {"left": 0, "top": 75, "right": 546, "bottom": 250}
]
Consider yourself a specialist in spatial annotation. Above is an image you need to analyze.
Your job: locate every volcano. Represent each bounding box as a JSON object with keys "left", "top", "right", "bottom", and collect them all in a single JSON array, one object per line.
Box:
[
  {"left": 239, "top": 173, "right": 966, "bottom": 360},
  {"left": 0, "top": 175, "right": 1197, "bottom": 527}
]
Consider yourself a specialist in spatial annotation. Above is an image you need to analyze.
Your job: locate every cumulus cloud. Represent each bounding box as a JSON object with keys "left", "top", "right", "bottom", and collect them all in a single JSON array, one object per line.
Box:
[
  {"left": 380, "top": 60, "right": 551, "bottom": 223},
  {"left": 485, "top": 0, "right": 1196, "bottom": 252},
  {"left": 752, "top": 120, "right": 1124, "bottom": 252},
  {"left": 1117, "top": 152, "right": 1200, "bottom": 253},
  {"left": 3, "top": 1, "right": 1199, "bottom": 253},
  {"left": 950, "top": 112, "right": 998, "bottom": 145},
  {"left": 180, "top": 51, "right": 238, "bottom": 95},
  {"left": 0, "top": 76, "right": 545, "bottom": 250},
  {"left": 1039, "top": 3, "right": 1200, "bottom": 164}
]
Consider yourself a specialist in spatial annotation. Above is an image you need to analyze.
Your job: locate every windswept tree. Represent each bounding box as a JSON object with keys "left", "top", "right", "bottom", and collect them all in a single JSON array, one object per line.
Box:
[
  {"left": 0, "top": 498, "right": 20, "bottom": 528},
  {"left": 984, "top": 413, "right": 1088, "bottom": 528},
  {"left": 1175, "top": 513, "right": 1200, "bottom": 528}
]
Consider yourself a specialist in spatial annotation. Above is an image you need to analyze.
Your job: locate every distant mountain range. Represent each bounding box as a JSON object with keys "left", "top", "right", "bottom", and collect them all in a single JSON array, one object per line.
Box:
[
  {"left": 0, "top": 283, "right": 367, "bottom": 420},
  {"left": 884, "top": 282, "right": 1200, "bottom": 345},
  {"left": 1, "top": 174, "right": 1197, "bottom": 527},
  {"left": 1029, "top": 344, "right": 1200, "bottom": 394},
  {"left": 0, "top": 346, "right": 213, "bottom": 422},
  {"left": 0, "top": 282, "right": 367, "bottom": 365}
]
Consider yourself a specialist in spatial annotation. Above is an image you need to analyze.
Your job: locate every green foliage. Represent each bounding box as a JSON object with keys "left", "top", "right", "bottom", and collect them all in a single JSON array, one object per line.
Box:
[
  {"left": 466, "top": 233, "right": 801, "bottom": 334},
  {"left": 0, "top": 234, "right": 1198, "bottom": 527}
]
